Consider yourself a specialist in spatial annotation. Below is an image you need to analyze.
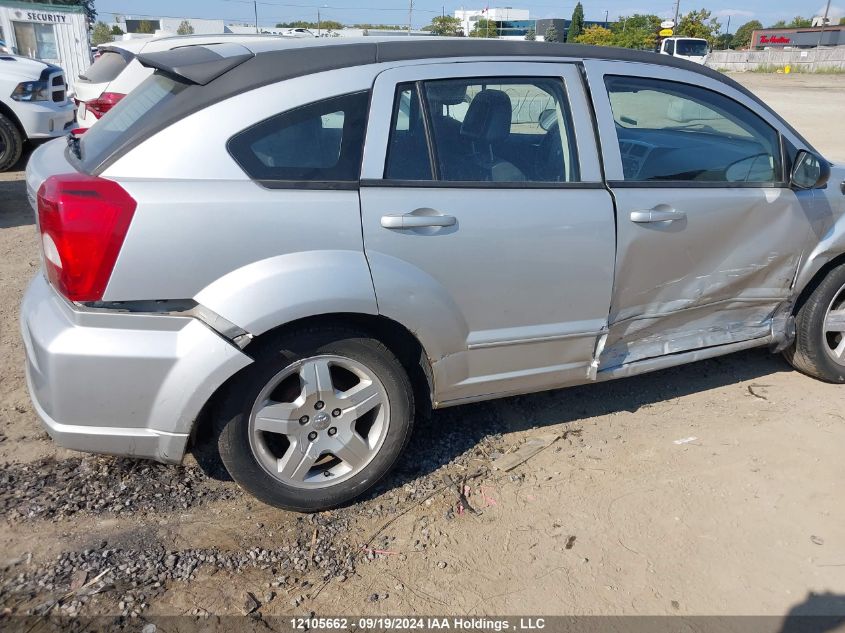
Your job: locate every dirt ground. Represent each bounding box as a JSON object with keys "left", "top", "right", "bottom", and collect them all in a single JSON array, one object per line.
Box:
[{"left": 1, "top": 73, "right": 844, "bottom": 626}]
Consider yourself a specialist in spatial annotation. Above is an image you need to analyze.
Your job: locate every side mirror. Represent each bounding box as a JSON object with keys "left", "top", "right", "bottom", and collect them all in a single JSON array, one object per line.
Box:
[
  {"left": 538, "top": 108, "right": 557, "bottom": 131},
  {"left": 790, "top": 150, "right": 830, "bottom": 189}
]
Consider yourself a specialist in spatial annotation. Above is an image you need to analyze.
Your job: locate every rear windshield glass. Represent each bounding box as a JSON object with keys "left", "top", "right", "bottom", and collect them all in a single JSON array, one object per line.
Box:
[
  {"left": 78, "top": 73, "right": 187, "bottom": 172},
  {"left": 79, "top": 50, "right": 130, "bottom": 83}
]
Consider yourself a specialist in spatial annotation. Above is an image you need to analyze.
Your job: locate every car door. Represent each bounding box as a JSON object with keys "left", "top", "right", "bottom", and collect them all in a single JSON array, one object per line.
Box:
[
  {"left": 583, "top": 60, "right": 816, "bottom": 369},
  {"left": 359, "top": 61, "right": 616, "bottom": 405}
]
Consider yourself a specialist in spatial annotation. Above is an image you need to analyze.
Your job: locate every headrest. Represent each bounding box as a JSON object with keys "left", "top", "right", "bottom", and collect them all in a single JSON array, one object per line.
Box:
[
  {"left": 460, "top": 89, "right": 512, "bottom": 143},
  {"left": 427, "top": 81, "right": 467, "bottom": 106}
]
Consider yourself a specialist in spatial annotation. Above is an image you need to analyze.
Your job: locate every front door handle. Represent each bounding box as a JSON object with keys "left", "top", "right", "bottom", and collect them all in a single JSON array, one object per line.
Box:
[
  {"left": 630, "top": 208, "right": 687, "bottom": 223},
  {"left": 381, "top": 211, "right": 456, "bottom": 229}
]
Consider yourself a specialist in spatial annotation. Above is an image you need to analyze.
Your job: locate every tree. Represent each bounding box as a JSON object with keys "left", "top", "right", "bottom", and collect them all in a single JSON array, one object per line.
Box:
[
  {"left": 524, "top": 29, "right": 536, "bottom": 41},
  {"left": 611, "top": 14, "right": 661, "bottom": 49},
  {"left": 90, "top": 21, "right": 113, "bottom": 46},
  {"left": 731, "top": 19, "right": 762, "bottom": 49},
  {"left": 176, "top": 20, "right": 194, "bottom": 35},
  {"left": 276, "top": 20, "right": 344, "bottom": 30},
  {"left": 713, "top": 32, "right": 733, "bottom": 49},
  {"left": 566, "top": 2, "right": 585, "bottom": 42},
  {"left": 543, "top": 24, "right": 562, "bottom": 42},
  {"left": 787, "top": 16, "right": 812, "bottom": 27},
  {"left": 469, "top": 18, "right": 498, "bottom": 38},
  {"left": 677, "top": 9, "right": 721, "bottom": 44},
  {"left": 111, "top": 25, "right": 124, "bottom": 36},
  {"left": 429, "top": 15, "right": 462, "bottom": 36},
  {"left": 575, "top": 25, "right": 614, "bottom": 46},
  {"left": 137, "top": 20, "right": 155, "bottom": 34},
  {"left": 769, "top": 20, "right": 786, "bottom": 28},
  {"left": 840, "top": 17, "right": 845, "bottom": 25}
]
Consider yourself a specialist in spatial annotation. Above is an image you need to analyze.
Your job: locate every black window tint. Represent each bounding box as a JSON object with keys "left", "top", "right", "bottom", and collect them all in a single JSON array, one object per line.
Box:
[
  {"left": 228, "top": 91, "right": 369, "bottom": 184},
  {"left": 422, "top": 77, "right": 579, "bottom": 183},
  {"left": 605, "top": 76, "right": 782, "bottom": 183},
  {"left": 384, "top": 83, "right": 433, "bottom": 180}
]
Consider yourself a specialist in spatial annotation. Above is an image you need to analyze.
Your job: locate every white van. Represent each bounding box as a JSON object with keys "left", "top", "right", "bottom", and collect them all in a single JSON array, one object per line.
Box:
[{"left": 659, "top": 37, "right": 709, "bottom": 64}]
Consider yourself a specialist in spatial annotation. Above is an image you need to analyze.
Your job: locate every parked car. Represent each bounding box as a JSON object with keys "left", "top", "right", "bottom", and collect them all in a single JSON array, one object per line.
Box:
[
  {"left": 74, "top": 33, "right": 287, "bottom": 128},
  {"left": 659, "top": 37, "right": 709, "bottom": 64},
  {"left": 0, "top": 54, "right": 75, "bottom": 171},
  {"left": 22, "top": 39, "right": 845, "bottom": 511}
]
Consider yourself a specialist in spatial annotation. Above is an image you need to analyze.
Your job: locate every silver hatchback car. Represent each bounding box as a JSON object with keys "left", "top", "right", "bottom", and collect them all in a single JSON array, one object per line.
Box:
[{"left": 22, "top": 39, "right": 845, "bottom": 511}]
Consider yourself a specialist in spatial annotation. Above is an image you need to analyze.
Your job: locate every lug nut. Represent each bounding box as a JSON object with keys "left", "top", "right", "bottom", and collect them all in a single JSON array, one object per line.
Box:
[
  {"left": 332, "top": 408, "right": 341, "bottom": 417},
  {"left": 328, "top": 427, "right": 337, "bottom": 436},
  {"left": 307, "top": 431, "right": 318, "bottom": 441},
  {"left": 323, "top": 471, "right": 331, "bottom": 478},
  {"left": 299, "top": 415, "right": 309, "bottom": 425},
  {"left": 315, "top": 400, "right": 325, "bottom": 410}
]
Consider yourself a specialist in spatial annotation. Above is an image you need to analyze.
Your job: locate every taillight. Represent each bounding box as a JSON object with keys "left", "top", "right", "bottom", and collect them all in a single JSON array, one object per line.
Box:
[
  {"left": 84, "top": 92, "right": 125, "bottom": 119},
  {"left": 36, "top": 174, "right": 136, "bottom": 302}
]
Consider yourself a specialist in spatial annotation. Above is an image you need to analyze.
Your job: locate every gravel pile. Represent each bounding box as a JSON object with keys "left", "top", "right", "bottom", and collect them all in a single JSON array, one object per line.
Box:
[
  {"left": 0, "top": 456, "right": 241, "bottom": 521},
  {"left": 2, "top": 513, "right": 356, "bottom": 617}
]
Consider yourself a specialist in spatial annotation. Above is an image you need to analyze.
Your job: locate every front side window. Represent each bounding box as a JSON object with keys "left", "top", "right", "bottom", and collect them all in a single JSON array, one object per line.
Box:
[
  {"left": 605, "top": 76, "right": 781, "bottom": 183},
  {"left": 385, "top": 77, "right": 579, "bottom": 183},
  {"left": 228, "top": 91, "right": 369, "bottom": 186}
]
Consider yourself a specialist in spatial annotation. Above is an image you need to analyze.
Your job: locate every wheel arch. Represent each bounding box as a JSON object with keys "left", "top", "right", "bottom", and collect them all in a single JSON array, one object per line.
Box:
[
  {"left": 793, "top": 251, "right": 845, "bottom": 317},
  {"left": 189, "top": 311, "right": 435, "bottom": 455},
  {"left": 0, "top": 101, "right": 25, "bottom": 137}
]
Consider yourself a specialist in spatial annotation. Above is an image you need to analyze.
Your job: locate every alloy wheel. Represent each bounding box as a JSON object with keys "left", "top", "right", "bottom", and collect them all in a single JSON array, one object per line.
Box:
[
  {"left": 823, "top": 281, "right": 845, "bottom": 366},
  {"left": 248, "top": 354, "right": 390, "bottom": 489}
]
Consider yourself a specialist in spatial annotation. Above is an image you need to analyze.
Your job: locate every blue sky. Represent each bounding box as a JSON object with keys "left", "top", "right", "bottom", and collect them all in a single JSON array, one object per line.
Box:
[{"left": 96, "top": 1, "right": 844, "bottom": 32}]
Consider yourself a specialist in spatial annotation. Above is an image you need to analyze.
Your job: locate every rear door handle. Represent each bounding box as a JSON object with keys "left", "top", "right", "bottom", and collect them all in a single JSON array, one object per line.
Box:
[
  {"left": 630, "top": 208, "right": 687, "bottom": 223},
  {"left": 380, "top": 212, "right": 456, "bottom": 229}
]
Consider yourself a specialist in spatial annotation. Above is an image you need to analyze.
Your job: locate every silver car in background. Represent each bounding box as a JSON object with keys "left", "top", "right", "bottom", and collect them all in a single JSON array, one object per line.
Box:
[{"left": 21, "top": 39, "right": 845, "bottom": 511}]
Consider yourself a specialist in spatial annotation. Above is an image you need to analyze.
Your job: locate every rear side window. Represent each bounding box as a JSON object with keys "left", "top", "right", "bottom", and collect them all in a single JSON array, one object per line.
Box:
[
  {"left": 228, "top": 92, "right": 369, "bottom": 187},
  {"left": 78, "top": 73, "right": 188, "bottom": 172},
  {"left": 80, "top": 51, "right": 130, "bottom": 83}
]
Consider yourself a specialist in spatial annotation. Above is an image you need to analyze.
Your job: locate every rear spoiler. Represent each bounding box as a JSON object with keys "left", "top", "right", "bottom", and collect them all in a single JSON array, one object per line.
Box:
[{"left": 137, "top": 43, "right": 254, "bottom": 86}]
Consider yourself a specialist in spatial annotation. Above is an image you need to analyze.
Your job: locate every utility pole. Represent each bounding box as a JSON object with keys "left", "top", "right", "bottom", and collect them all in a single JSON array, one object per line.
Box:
[
  {"left": 818, "top": 0, "right": 831, "bottom": 48},
  {"left": 408, "top": 0, "right": 414, "bottom": 35},
  {"left": 604, "top": 9, "right": 608, "bottom": 28},
  {"left": 253, "top": 0, "right": 258, "bottom": 33},
  {"left": 317, "top": 8, "right": 321, "bottom": 37},
  {"left": 673, "top": 0, "right": 680, "bottom": 29}
]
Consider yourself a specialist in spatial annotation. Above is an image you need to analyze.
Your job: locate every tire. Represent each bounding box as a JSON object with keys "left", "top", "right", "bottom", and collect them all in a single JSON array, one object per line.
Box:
[
  {"left": 0, "top": 114, "right": 23, "bottom": 173},
  {"left": 784, "top": 263, "right": 845, "bottom": 383},
  {"left": 215, "top": 327, "right": 414, "bottom": 511}
]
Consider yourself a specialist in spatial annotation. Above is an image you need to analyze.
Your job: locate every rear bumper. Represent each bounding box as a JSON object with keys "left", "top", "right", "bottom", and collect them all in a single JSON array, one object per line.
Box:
[
  {"left": 16, "top": 101, "right": 76, "bottom": 139},
  {"left": 20, "top": 275, "right": 252, "bottom": 463}
]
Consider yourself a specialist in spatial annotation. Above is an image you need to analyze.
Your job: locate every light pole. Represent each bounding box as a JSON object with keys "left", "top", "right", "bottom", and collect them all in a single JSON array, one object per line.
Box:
[
  {"left": 408, "top": 0, "right": 414, "bottom": 35},
  {"left": 253, "top": 0, "right": 258, "bottom": 33},
  {"left": 818, "top": 0, "right": 831, "bottom": 48}
]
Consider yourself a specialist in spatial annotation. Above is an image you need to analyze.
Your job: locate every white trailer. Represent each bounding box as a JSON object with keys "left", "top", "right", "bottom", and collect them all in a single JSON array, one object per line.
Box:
[{"left": 0, "top": 1, "right": 90, "bottom": 93}]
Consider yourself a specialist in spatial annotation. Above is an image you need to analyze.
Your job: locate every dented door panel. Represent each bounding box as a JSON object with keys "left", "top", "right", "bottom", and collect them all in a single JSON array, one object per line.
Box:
[{"left": 603, "top": 186, "right": 813, "bottom": 366}]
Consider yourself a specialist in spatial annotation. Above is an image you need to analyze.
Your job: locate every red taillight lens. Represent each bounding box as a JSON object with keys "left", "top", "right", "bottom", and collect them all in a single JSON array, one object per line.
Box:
[
  {"left": 37, "top": 174, "right": 136, "bottom": 302},
  {"left": 84, "top": 92, "right": 125, "bottom": 119}
]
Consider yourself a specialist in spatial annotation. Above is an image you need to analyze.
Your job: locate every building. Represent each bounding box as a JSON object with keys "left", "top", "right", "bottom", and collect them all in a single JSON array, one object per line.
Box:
[
  {"left": 454, "top": 7, "right": 611, "bottom": 41},
  {"left": 749, "top": 24, "right": 845, "bottom": 49},
  {"left": 112, "top": 16, "right": 227, "bottom": 36},
  {"left": 0, "top": 0, "right": 90, "bottom": 91},
  {"left": 455, "top": 7, "right": 529, "bottom": 36}
]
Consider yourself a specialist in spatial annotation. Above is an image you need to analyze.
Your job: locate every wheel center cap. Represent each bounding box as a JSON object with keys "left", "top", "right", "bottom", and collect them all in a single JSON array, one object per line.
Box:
[{"left": 313, "top": 412, "right": 330, "bottom": 430}]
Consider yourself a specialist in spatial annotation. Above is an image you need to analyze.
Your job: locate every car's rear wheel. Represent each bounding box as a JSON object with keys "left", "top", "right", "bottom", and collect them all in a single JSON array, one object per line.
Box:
[
  {"left": 0, "top": 114, "right": 23, "bottom": 173},
  {"left": 216, "top": 327, "right": 414, "bottom": 511},
  {"left": 784, "top": 263, "right": 845, "bottom": 383}
]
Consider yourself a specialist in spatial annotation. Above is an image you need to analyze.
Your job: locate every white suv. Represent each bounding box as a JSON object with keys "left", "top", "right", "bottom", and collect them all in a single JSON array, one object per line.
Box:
[
  {"left": 0, "top": 54, "right": 75, "bottom": 171},
  {"left": 74, "top": 34, "right": 288, "bottom": 128}
]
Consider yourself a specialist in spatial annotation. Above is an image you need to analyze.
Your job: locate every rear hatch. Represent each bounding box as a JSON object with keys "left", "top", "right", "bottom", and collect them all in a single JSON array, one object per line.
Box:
[{"left": 75, "top": 48, "right": 134, "bottom": 125}]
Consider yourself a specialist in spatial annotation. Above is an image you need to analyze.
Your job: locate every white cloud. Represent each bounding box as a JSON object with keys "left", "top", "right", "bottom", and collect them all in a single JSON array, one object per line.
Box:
[
  {"left": 715, "top": 9, "right": 755, "bottom": 18},
  {"left": 816, "top": 4, "right": 844, "bottom": 19}
]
